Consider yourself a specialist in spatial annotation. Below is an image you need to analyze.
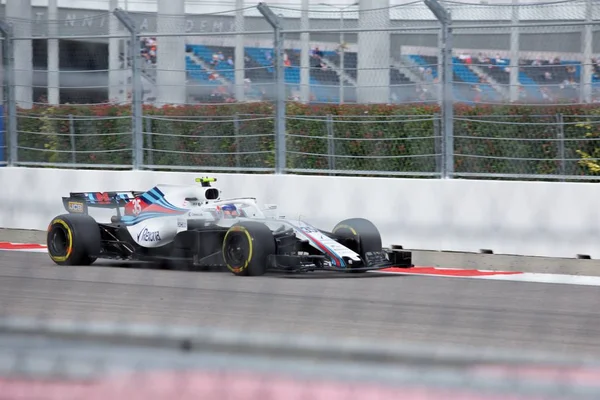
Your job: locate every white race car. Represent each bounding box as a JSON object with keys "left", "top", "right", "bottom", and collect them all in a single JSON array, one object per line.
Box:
[{"left": 46, "top": 177, "right": 413, "bottom": 275}]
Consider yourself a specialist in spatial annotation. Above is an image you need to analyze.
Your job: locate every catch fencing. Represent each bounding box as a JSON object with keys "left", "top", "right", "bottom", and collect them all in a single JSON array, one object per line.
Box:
[{"left": 1, "top": 1, "right": 600, "bottom": 180}]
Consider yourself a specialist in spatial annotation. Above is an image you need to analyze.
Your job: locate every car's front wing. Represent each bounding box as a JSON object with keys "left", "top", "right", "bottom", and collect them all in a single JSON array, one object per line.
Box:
[{"left": 265, "top": 247, "right": 413, "bottom": 273}]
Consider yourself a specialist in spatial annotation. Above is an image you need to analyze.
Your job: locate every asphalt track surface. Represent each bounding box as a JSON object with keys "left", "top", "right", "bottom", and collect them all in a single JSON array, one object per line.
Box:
[{"left": 2, "top": 249, "right": 600, "bottom": 361}]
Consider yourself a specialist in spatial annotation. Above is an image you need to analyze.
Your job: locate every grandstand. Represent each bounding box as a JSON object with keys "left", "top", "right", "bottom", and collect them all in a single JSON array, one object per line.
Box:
[
  {"left": 184, "top": 43, "right": 592, "bottom": 103},
  {"left": 5, "top": 0, "right": 594, "bottom": 106},
  {"left": 30, "top": 37, "right": 593, "bottom": 104}
]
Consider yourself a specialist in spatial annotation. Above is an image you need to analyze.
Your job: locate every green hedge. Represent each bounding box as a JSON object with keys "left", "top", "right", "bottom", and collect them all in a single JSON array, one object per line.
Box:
[{"left": 12, "top": 102, "right": 600, "bottom": 177}]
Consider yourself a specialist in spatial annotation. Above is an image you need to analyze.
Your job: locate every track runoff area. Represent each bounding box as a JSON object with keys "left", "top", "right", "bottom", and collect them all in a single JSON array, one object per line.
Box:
[{"left": 3, "top": 241, "right": 600, "bottom": 287}]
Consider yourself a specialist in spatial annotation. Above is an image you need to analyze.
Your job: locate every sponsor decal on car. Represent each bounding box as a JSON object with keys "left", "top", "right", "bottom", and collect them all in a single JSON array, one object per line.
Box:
[
  {"left": 299, "top": 226, "right": 319, "bottom": 234},
  {"left": 137, "top": 227, "right": 161, "bottom": 242},
  {"left": 67, "top": 201, "right": 85, "bottom": 213}
]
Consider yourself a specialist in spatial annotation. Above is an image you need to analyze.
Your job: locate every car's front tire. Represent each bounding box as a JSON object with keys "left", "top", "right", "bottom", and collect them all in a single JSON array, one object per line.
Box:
[
  {"left": 332, "top": 218, "right": 382, "bottom": 272},
  {"left": 47, "top": 214, "right": 101, "bottom": 266}
]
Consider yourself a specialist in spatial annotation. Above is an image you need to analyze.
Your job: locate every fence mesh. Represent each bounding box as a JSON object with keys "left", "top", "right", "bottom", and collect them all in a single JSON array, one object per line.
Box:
[
  {"left": 3, "top": 2, "right": 600, "bottom": 399},
  {"left": 4, "top": 0, "right": 599, "bottom": 178},
  {"left": 286, "top": 114, "right": 440, "bottom": 175}
]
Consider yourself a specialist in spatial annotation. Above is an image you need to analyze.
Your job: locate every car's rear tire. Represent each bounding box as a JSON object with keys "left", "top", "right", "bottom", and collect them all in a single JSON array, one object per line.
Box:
[
  {"left": 222, "top": 221, "right": 275, "bottom": 276},
  {"left": 332, "top": 218, "right": 382, "bottom": 272},
  {"left": 47, "top": 214, "right": 101, "bottom": 266}
]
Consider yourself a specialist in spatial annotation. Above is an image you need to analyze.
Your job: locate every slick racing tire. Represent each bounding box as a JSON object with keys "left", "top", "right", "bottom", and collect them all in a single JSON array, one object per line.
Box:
[
  {"left": 47, "top": 214, "right": 101, "bottom": 266},
  {"left": 332, "top": 218, "right": 382, "bottom": 273},
  {"left": 222, "top": 221, "right": 275, "bottom": 276}
]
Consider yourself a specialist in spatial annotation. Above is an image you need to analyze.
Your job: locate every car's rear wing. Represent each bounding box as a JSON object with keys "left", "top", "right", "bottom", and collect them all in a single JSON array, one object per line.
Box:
[{"left": 62, "top": 191, "right": 143, "bottom": 214}]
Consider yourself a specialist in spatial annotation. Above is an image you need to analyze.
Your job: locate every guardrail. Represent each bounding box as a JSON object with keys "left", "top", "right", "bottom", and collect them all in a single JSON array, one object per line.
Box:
[{"left": 2, "top": 166, "right": 599, "bottom": 259}]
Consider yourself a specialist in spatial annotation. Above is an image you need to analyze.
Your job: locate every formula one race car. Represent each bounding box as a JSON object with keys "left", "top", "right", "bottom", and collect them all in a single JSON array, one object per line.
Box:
[{"left": 46, "top": 177, "right": 413, "bottom": 275}]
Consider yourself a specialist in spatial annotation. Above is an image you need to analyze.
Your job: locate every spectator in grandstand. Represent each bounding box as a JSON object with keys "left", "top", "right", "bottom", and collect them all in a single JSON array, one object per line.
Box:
[
  {"left": 458, "top": 52, "right": 472, "bottom": 65},
  {"left": 310, "top": 47, "right": 327, "bottom": 69},
  {"left": 540, "top": 86, "right": 553, "bottom": 102},
  {"left": 140, "top": 37, "right": 157, "bottom": 64},
  {"left": 210, "top": 51, "right": 224, "bottom": 66},
  {"left": 141, "top": 47, "right": 151, "bottom": 64},
  {"left": 210, "top": 84, "right": 234, "bottom": 103},
  {"left": 494, "top": 54, "right": 507, "bottom": 72},
  {"left": 477, "top": 53, "right": 490, "bottom": 65},
  {"left": 560, "top": 77, "right": 577, "bottom": 90}
]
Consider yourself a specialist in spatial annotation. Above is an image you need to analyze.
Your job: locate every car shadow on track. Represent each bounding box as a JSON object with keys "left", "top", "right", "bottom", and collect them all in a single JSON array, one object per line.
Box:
[
  {"left": 91, "top": 261, "right": 409, "bottom": 280},
  {"left": 270, "top": 271, "right": 408, "bottom": 280}
]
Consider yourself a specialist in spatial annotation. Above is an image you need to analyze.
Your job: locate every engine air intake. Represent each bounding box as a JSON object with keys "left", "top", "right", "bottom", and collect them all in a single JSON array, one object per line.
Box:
[{"left": 205, "top": 188, "right": 220, "bottom": 200}]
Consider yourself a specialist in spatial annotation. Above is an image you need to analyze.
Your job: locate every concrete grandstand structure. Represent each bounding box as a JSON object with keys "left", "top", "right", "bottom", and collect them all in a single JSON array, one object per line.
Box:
[{"left": 1, "top": 0, "right": 598, "bottom": 105}]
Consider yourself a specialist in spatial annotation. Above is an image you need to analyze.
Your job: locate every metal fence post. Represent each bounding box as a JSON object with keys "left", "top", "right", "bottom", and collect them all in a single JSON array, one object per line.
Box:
[
  {"left": 425, "top": 0, "right": 453, "bottom": 179},
  {"left": 581, "top": 0, "right": 593, "bottom": 104},
  {"left": 0, "top": 21, "right": 16, "bottom": 166},
  {"left": 258, "top": 2, "right": 286, "bottom": 174},
  {"left": 433, "top": 112, "right": 441, "bottom": 175},
  {"left": 145, "top": 117, "right": 153, "bottom": 166},
  {"left": 234, "top": 113, "right": 241, "bottom": 169},
  {"left": 113, "top": 8, "right": 143, "bottom": 170},
  {"left": 509, "top": 0, "right": 520, "bottom": 103},
  {"left": 69, "top": 114, "right": 76, "bottom": 164},
  {"left": 326, "top": 114, "right": 335, "bottom": 174},
  {"left": 556, "top": 113, "right": 566, "bottom": 181}
]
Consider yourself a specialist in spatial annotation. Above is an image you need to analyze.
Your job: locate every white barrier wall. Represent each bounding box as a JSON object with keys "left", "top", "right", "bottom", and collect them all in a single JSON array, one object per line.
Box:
[{"left": 2, "top": 167, "right": 600, "bottom": 259}]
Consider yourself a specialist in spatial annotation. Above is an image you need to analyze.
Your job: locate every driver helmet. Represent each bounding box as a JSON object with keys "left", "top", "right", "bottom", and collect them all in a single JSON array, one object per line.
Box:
[{"left": 221, "top": 203, "right": 240, "bottom": 218}]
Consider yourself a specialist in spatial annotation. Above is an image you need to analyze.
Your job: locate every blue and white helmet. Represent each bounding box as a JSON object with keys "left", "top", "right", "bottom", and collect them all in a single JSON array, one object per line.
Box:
[{"left": 220, "top": 203, "right": 240, "bottom": 218}]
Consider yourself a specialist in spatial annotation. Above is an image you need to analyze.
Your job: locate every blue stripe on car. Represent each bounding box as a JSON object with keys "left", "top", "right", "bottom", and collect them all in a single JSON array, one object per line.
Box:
[
  {"left": 120, "top": 211, "right": 187, "bottom": 226},
  {"left": 296, "top": 229, "right": 346, "bottom": 268}
]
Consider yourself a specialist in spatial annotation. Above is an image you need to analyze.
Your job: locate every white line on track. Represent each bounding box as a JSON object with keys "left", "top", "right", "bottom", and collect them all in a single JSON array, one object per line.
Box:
[
  {"left": 0, "top": 248, "right": 47, "bottom": 253},
  {"left": 373, "top": 270, "right": 600, "bottom": 287},
  {"left": 477, "top": 272, "right": 600, "bottom": 286}
]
